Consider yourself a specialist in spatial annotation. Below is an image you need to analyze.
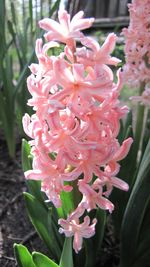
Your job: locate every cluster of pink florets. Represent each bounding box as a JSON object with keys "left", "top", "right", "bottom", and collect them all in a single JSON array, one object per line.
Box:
[
  {"left": 23, "top": 10, "right": 132, "bottom": 253},
  {"left": 123, "top": 0, "right": 150, "bottom": 90}
]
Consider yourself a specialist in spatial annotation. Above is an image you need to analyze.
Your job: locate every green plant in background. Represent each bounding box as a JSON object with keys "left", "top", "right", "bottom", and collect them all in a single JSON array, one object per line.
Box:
[
  {"left": 0, "top": 0, "right": 60, "bottom": 157},
  {"left": 120, "top": 139, "right": 150, "bottom": 267},
  {"left": 0, "top": 0, "right": 16, "bottom": 157}
]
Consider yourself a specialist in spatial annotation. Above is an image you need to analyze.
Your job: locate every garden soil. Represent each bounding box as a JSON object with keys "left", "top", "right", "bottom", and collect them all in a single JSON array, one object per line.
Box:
[{"left": 0, "top": 133, "right": 119, "bottom": 267}]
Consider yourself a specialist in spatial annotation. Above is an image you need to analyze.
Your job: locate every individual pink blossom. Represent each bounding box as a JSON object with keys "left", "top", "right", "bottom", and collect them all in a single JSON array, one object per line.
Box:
[
  {"left": 58, "top": 206, "right": 97, "bottom": 253},
  {"left": 23, "top": 9, "right": 133, "bottom": 253},
  {"left": 39, "top": 10, "right": 94, "bottom": 46},
  {"left": 78, "top": 180, "right": 114, "bottom": 213},
  {"left": 29, "top": 38, "right": 59, "bottom": 81},
  {"left": 76, "top": 33, "right": 121, "bottom": 66}
]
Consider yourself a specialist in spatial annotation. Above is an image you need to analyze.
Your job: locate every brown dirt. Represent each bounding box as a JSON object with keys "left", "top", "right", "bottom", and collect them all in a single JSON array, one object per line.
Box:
[
  {"left": 0, "top": 134, "right": 119, "bottom": 267},
  {"left": 0, "top": 136, "right": 48, "bottom": 267}
]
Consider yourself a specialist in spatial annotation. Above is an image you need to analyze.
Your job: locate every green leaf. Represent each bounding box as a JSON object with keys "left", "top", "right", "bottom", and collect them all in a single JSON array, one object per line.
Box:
[
  {"left": 21, "top": 139, "right": 32, "bottom": 172},
  {"left": 130, "top": 93, "right": 145, "bottom": 171},
  {"left": 14, "top": 244, "right": 36, "bottom": 267},
  {"left": 59, "top": 238, "right": 73, "bottom": 267},
  {"left": 27, "top": 180, "right": 47, "bottom": 207},
  {"left": 59, "top": 190, "right": 75, "bottom": 217},
  {"left": 48, "top": 208, "right": 64, "bottom": 254},
  {"left": 94, "top": 209, "right": 106, "bottom": 254},
  {"left": 11, "top": 2, "right": 17, "bottom": 26},
  {"left": 14, "top": 49, "right": 35, "bottom": 97},
  {"left": 57, "top": 181, "right": 81, "bottom": 219},
  {"left": 21, "top": 139, "right": 47, "bottom": 205},
  {"left": 7, "top": 20, "right": 23, "bottom": 67},
  {"left": 29, "top": 0, "right": 33, "bottom": 32},
  {"left": 142, "top": 109, "right": 150, "bottom": 155},
  {"left": 84, "top": 238, "right": 96, "bottom": 267},
  {"left": 0, "top": 91, "right": 15, "bottom": 158},
  {"left": 124, "top": 111, "right": 133, "bottom": 137},
  {"left": 120, "top": 139, "right": 150, "bottom": 267},
  {"left": 49, "top": 0, "right": 61, "bottom": 17},
  {"left": 0, "top": 54, "right": 16, "bottom": 157},
  {"left": 117, "top": 119, "right": 124, "bottom": 144},
  {"left": 0, "top": 0, "right": 6, "bottom": 52},
  {"left": 110, "top": 124, "right": 134, "bottom": 235},
  {"left": 32, "top": 252, "right": 59, "bottom": 267},
  {"left": 24, "top": 192, "right": 60, "bottom": 261}
]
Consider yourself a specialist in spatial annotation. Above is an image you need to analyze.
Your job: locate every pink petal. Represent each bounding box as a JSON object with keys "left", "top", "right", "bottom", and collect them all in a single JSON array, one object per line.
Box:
[
  {"left": 97, "top": 196, "right": 114, "bottom": 213},
  {"left": 73, "top": 233, "right": 82, "bottom": 253},
  {"left": 72, "top": 64, "right": 84, "bottom": 82},
  {"left": 22, "top": 113, "right": 33, "bottom": 138},
  {"left": 39, "top": 18, "right": 63, "bottom": 34},
  {"left": 25, "top": 169, "right": 44, "bottom": 180},
  {"left": 71, "top": 18, "right": 94, "bottom": 32},
  {"left": 35, "top": 38, "right": 43, "bottom": 57},
  {"left": 80, "top": 37, "right": 100, "bottom": 53},
  {"left": 111, "top": 177, "right": 129, "bottom": 191},
  {"left": 58, "top": 10, "right": 70, "bottom": 32},
  {"left": 53, "top": 58, "right": 74, "bottom": 86},
  {"left": 71, "top": 11, "right": 84, "bottom": 24},
  {"left": 100, "top": 33, "right": 117, "bottom": 55},
  {"left": 113, "top": 137, "right": 133, "bottom": 161}
]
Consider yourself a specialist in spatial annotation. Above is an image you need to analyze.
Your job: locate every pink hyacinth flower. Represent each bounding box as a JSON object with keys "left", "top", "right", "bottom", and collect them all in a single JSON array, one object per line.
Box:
[
  {"left": 23, "top": 9, "right": 133, "bottom": 253},
  {"left": 122, "top": 0, "right": 150, "bottom": 87}
]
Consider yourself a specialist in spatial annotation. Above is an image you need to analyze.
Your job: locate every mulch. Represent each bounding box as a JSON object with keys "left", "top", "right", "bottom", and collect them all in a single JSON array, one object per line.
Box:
[
  {"left": 0, "top": 133, "right": 119, "bottom": 267},
  {"left": 0, "top": 135, "right": 49, "bottom": 267}
]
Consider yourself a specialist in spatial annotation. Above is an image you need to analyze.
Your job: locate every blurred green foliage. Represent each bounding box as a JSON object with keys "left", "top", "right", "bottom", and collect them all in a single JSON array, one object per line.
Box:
[{"left": 0, "top": 0, "right": 60, "bottom": 157}]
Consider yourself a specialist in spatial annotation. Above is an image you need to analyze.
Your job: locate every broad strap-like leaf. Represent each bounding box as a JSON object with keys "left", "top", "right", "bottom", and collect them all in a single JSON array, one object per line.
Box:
[
  {"left": 32, "top": 252, "right": 59, "bottom": 267},
  {"left": 120, "top": 138, "right": 150, "bottom": 267},
  {"left": 29, "top": 0, "right": 33, "bottom": 32},
  {"left": 22, "top": 139, "right": 47, "bottom": 206},
  {"left": 48, "top": 207, "right": 64, "bottom": 253},
  {"left": 49, "top": 0, "right": 61, "bottom": 17},
  {"left": 14, "top": 244, "right": 36, "bottom": 267},
  {"left": 94, "top": 209, "right": 106, "bottom": 255},
  {"left": 0, "top": 55, "right": 16, "bottom": 157},
  {"left": 84, "top": 238, "right": 96, "bottom": 267},
  {"left": 57, "top": 181, "right": 81, "bottom": 219},
  {"left": 24, "top": 192, "right": 61, "bottom": 261},
  {"left": 110, "top": 122, "right": 134, "bottom": 234}
]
